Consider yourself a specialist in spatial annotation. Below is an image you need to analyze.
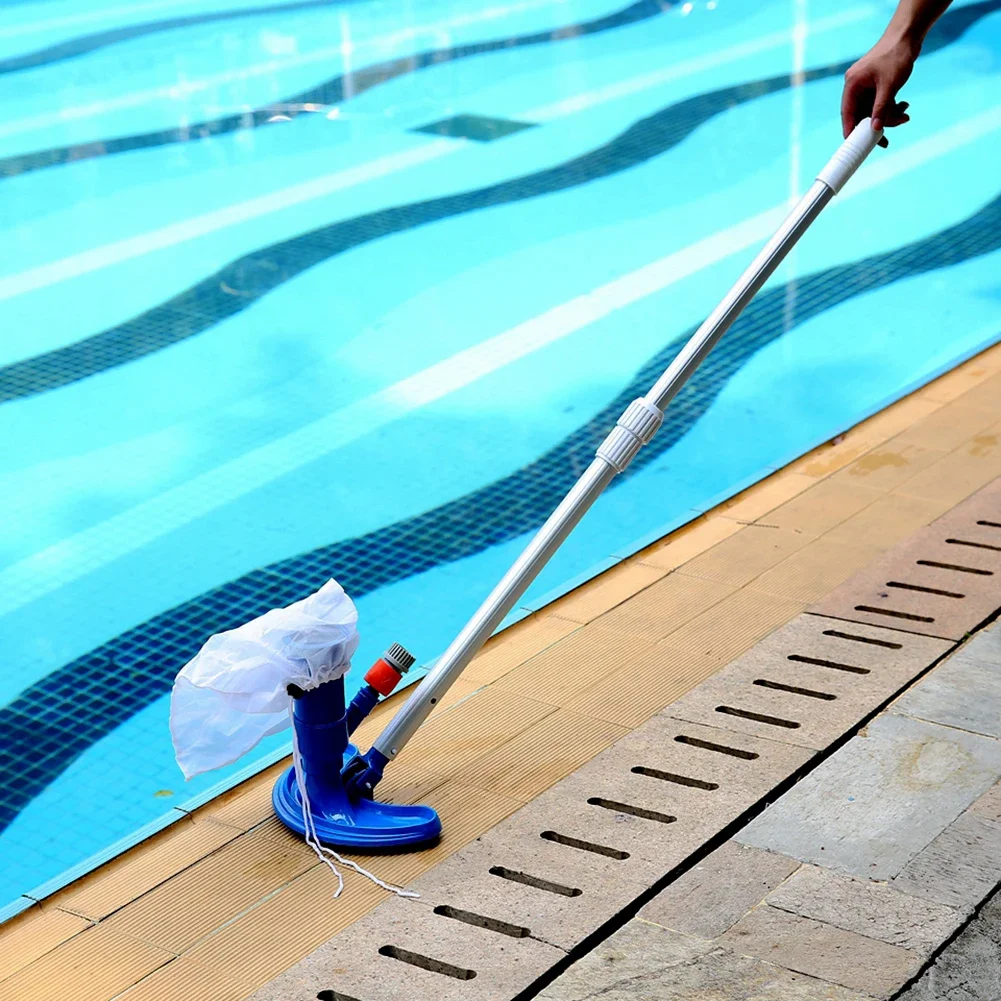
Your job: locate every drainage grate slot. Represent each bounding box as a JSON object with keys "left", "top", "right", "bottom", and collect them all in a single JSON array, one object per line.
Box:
[
  {"left": 715, "top": 705, "right": 801, "bottom": 729},
  {"left": 916, "top": 559, "right": 993, "bottom": 576},
  {"left": 674, "top": 734, "right": 759, "bottom": 759},
  {"left": 854, "top": 605, "right": 934, "bottom": 623},
  {"left": 433, "top": 904, "right": 530, "bottom": 939},
  {"left": 787, "top": 653, "right": 869, "bottom": 675},
  {"left": 317, "top": 993, "right": 363, "bottom": 1001},
  {"left": 489, "top": 866, "right": 582, "bottom": 897},
  {"left": 378, "top": 946, "right": 476, "bottom": 981},
  {"left": 886, "top": 580, "right": 965, "bottom": 599},
  {"left": 946, "top": 537, "right": 1001, "bottom": 553},
  {"left": 540, "top": 830, "right": 629, "bottom": 860},
  {"left": 822, "top": 629, "right": 902, "bottom": 649},
  {"left": 977, "top": 520, "right": 1001, "bottom": 528},
  {"left": 587, "top": 797, "right": 676, "bottom": 824},
  {"left": 752, "top": 679, "right": 836, "bottom": 701},
  {"left": 630, "top": 766, "right": 718, "bottom": 790}
]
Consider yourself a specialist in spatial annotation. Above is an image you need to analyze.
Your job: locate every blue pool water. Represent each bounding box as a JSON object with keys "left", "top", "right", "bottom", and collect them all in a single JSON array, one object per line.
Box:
[{"left": 2, "top": 0, "right": 1001, "bottom": 916}]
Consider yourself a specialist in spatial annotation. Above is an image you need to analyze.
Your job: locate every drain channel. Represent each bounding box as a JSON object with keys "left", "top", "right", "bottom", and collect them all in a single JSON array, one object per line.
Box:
[
  {"left": 978, "top": 520, "right": 1001, "bottom": 528},
  {"left": 674, "top": 734, "right": 759, "bottom": 759},
  {"left": 378, "top": 945, "right": 476, "bottom": 981},
  {"left": 822, "top": 628, "right": 902, "bottom": 649},
  {"left": 855, "top": 604, "right": 934, "bottom": 623},
  {"left": 886, "top": 581, "right": 965, "bottom": 599},
  {"left": 714, "top": 705, "right": 800, "bottom": 728},
  {"left": 946, "top": 537, "right": 1001, "bottom": 553},
  {"left": 587, "top": 798, "right": 676, "bottom": 824},
  {"left": 787, "top": 653, "right": 869, "bottom": 674},
  {"left": 540, "top": 830, "right": 629, "bottom": 859},
  {"left": 630, "top": 766, "right": 718, "bottom": 790},
  {"left": 752, "top": 679, "right": 836, "bottom": 700},
  {"left": 916, "top": 559, "right": 993, "bottom": 575},
  {"left": 433, "top": 904, "right": 530, "bottom": 939},
  {"left": 489, "top": 866, "right": 582, "bottom": 897}
]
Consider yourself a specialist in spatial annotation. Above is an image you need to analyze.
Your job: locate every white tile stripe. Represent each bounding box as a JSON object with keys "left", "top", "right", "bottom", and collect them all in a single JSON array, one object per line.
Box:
[
  {"left": 0, "top": 140, "right": 461, "bottom": 303},
  {"left": 3, "top": 106, "right": 1000, "bottom": 618}
]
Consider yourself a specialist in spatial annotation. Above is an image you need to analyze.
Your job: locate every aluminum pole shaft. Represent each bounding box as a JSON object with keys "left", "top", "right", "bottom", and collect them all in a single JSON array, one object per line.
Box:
[{"left": 371, "top": 122, "right": 882, "bottom": 764}]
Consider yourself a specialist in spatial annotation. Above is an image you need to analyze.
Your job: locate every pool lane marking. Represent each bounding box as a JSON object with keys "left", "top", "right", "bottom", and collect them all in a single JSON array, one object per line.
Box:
[
  {"left": 0, "top": 140, "right": 461, "bottom": 304},
  {"left": 3, "top": 107, "right": 999, "bottom": 619},
  {"left": 0, "top": 7, "right": 871, "bottom": 304},
  {"left": 521, "top": 6, "right": 875, "bottom": 121}
]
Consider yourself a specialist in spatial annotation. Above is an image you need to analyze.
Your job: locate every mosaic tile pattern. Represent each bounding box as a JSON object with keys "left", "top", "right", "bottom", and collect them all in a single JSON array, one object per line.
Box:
[
  {"left": 412, "top": 114, "right": 537, "bottom": 142},
  {"left": 0, "top": 0, "right": 672, "bottom": 180},
  {"left": 0, "top": 0, "right": 995, "bottom": 402},
  {"left": 2, "top": 185, "right": 1000, "bottom": 836}
]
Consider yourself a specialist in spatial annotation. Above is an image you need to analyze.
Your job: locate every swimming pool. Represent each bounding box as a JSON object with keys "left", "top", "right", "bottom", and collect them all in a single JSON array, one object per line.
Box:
[{"left": 2, "top": 0, "right": 1000, "bottom": 916}]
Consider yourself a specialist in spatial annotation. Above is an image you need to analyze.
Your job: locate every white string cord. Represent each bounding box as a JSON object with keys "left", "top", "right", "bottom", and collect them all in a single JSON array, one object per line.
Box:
[{"left": 288, "top": 699, "right": 418, "bottom": 899}]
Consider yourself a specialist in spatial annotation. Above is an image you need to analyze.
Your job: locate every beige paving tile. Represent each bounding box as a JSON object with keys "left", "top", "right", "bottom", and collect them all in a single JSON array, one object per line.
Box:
[
  {"left": 566, "top": 643, "right": 720, "bottom": 729},
  {"left": 752, "top": 537, "right": 884, "bottom": 603},
  {"left": 596, "top": 571, "right": 736, "bottom": 639},
  {"left": 954, "top": 370, "right": 1001, "bottom": 413},
  {"left": 678, "top": 525, "right": 815, "bottom": 588},
  {"left": 893, "top": 401, "right": 1000, "bottom": 451},
  {"left": 637, "top": 514, "right": 743, "bottom": 571},
  {"left": 0, "top": 905, "right": 91, "bottom": 982},
  {"left": 717, "top": 472, "right": 817, "bottom": 524},
  {"left": 105, "top": 822, "right": 319, "bottom": 954},
  {"left": 830, "top": 442, "right": 947, "bottom": 493},
  {"left": 823, "top": 491, "right": 952, "bottom": 550},
  {"left": 548, "top": 561, "right": 667, "bottom": 624},
  {"left": 896, "top": 429, "right": 1001, "bottom": 506},
  {"left": 0, "top": 923, "right": 171, "bottom": 1001},
  {"left": 762, "top": 478, "right": 882, "bottom": 536},
  {"left": 116, "top": 957, "right": 255, "bottom": 1001},
  {"left": 380, "top": 688, "right": 555, "bottom": 804},
  {"left": 454, "top": 709, "right": 627, "bottom": 802},
  {"left": 185, "top": 866, "right": 390, "bottom": 991},
  {"left": 493, "top": 626, "right": 653, "bottom": 706},
  {"left": 665, "top": 587, "right": 806, "bottom": 666},
  {"left": 50, "top": 816, "right": 241, "bottom": 921},
  {"left": 918, "top": 358, "right": 1000, "bottom": 403},
  {"left": 462, "top": 614, "right": 580, "bottom": 685},
  {"left": 197, "top": 757, "right": 291, "bottom": 832}
]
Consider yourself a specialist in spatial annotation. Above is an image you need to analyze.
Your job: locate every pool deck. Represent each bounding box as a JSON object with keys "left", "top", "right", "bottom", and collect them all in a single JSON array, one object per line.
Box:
[{"left": 3, "top": 341, "right": 1001, "bottom": 1000}]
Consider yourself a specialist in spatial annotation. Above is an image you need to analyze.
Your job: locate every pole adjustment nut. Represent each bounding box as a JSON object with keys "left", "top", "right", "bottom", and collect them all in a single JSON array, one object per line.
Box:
[{"left": 596, "top": 398, "right": 664, "bottom": 472}]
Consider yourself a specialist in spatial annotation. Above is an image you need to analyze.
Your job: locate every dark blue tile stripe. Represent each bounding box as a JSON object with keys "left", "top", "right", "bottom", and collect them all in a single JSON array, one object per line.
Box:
[
  {"left": 2, "top": 185, "right": 1000, "bottom": 834},
  {"left": 0, "top": 0, "right": 374, "bottom": 77},
  {"left": 0, "top": 0, "right": 672, "bottom": 177},
  {"left": 1, "top": 0, "right": 995, "bottom": 405}
]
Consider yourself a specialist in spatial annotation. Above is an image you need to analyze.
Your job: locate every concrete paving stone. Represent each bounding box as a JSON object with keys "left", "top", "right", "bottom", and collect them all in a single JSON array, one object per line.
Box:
[
  {"left": 640, "top": 840, "right": 800, "bottom": 940},
  {"left": 898, "top": 886, "right": 1001, "bottom": 1001},
  {"left": 406, "top": 837, "right": 650, "bottom": 953},
  {"left": 737, "top": 713, "right": 1001, "bottom": 880},
  {"left": 539, "top": 918, "right": 876, "bottom": 1001},
  {"left": 894, "top": 651, "right": 1001, "bottom": 739},
  {"left": 548, "top": 714, "right": 814, "bottom": 859},
  {"left": 668, "top": 614, "right": 950, "bottom": 751},
  {"left": 767, "top": 864, "right": 964, "bottom": 956},
  {"left": 891, "top": 809, "right": 1001, "bottom": 911},
  {"left": 248, "top": 894, "right": 564, "bottom": 1001},
  {"left": 720, "top": 904, "right": 922, "bottom": 998},
  {"left": 960, "top": 622, "right": 1000, "bottom": 668}
]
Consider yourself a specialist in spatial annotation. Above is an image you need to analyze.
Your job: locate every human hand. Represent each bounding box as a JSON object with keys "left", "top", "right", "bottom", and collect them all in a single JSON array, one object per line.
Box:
[{"left": 841, "top": 35, "right": 915, "bottom": 146}]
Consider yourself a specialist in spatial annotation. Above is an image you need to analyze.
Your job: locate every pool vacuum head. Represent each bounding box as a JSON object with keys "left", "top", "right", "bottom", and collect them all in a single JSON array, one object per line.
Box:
[{"left": 273, "top": 119, "right": 885, "bottom": 853}]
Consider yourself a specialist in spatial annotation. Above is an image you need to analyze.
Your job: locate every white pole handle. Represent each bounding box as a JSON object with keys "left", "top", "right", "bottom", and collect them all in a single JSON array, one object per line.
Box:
[{"left": 817, "top": 118, "right": 883, "bottom": 194}]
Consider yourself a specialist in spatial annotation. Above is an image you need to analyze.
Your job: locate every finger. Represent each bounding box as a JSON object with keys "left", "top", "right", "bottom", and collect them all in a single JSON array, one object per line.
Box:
[
  {"left": 871, "top": 80, "right": 894, "bottom": 132},
  {"left": 878, "top": 136, "right": 889, "bottom": 148},
  {"left": 841, "top": 72, "right": 863, "bottom": 137}
]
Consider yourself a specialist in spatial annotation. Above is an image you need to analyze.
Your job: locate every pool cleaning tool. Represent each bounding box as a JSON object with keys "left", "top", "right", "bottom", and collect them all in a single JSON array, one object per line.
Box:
[
  {"left": 172, "top": 120, "right": 883, "bottom": 866},
  {"left": 335, "top": 119, "right": 886, "bottom": 818}
]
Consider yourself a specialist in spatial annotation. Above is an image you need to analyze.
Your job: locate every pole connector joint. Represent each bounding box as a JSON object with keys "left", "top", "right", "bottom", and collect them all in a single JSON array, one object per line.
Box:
[{"left": 596, "top": 397, "right": 664, "bottom": 473}]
